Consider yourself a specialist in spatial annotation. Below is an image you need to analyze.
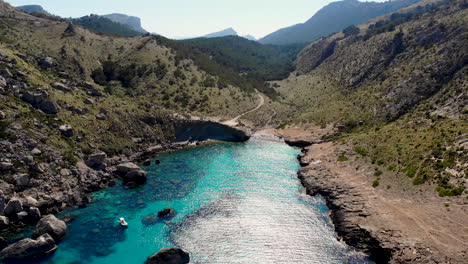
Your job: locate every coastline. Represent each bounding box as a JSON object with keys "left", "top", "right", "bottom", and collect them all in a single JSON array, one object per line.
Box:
[{"left": 274, "top": 127, "right": 467, "bottom": 264}]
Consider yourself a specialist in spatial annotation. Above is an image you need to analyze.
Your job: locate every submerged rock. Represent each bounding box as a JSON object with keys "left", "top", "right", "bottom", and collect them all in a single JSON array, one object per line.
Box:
[
  {"left": 0, "top": 234, "right": 56, "bottom": 260},
  {"left": 141, "top": 214, "right": 157, "bottom": 226},
  {"left": 145, "top": 248, "right": 190, "bottom": 264},
  {"left": 158, "top": 207, "right": 176, "bottom": 218},
  {"left": 32, "top": 215, "right": 67, "bottom": 241}
]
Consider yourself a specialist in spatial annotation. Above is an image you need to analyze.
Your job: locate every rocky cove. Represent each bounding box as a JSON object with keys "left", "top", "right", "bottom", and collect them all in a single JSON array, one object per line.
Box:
[{"left": 1, "top": 132, "right": 378, "bottom": 264}]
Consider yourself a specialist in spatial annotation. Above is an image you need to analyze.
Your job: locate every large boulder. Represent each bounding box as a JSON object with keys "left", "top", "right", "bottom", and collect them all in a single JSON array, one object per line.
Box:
[
  {"left": 59, "top": 124, "right": 74, "bottom": 137},
  {"left": 32, "top": 215, "right": 67, "bottom": 241},
  {"left": 145, "top": 248, "right": 190, "bottom": 264},
  {"left": 122, "top": 169, "right": 147, "bottom": 186},
  {"left": 15, "top": 174, "right": 30, "bottom": 187},
  {"left": 115, "top": 162, "right": 141, "bottom": 176},
  {"left": 86, "top": 151, "right": 107, "bottom": 169},
  {"left": 21, "top": 91, "right": 59, "bottom": 114},
  {"left": 4, "top": 198, "right": 23, "bottom": 217},
  {"left": 0, "top": 76, "right": 6, "bottom": 87},
  {"left": 0, "top": 234, "right": 57, "bottom": 260},
  {"left": 38, "top": 100, "right": 59, "bottom": 114},
  {"left": 38, "top": 57, "right": 55, "bottom": 69}
]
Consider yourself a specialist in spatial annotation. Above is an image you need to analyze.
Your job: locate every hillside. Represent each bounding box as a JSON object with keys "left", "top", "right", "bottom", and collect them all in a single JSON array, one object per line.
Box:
[
  {"left": 103, "top": 13, "right": 147, "bottom": 33},
  {"left": 259, "top": 0, "right": 421, "bottom": 45},
  {"left": 273, "top": 0, "right": 467, "bottom": 198},
  {"left": 72, "top": 14, "right": 144, "bottom": 36},
  {"left": 0, "top": 0, "right": 268, "bottom": 219}
]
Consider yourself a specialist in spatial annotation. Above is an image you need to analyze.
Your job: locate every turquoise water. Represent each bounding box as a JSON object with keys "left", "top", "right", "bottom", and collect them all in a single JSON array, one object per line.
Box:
[{"left": 5, "top": 140, "right": 372, "bottom": 264}]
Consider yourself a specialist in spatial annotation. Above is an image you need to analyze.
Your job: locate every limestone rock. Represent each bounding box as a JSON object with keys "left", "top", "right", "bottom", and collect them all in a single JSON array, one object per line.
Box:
[
  {"left": 0, "top": 76, "right": 6, "bottom": 87},
  {"left": 28, "top": 207, "right": 41, "bottom": 222},
  {"left": 86, "top": 151, "right": 107, "bottom": 169},
  {"left": 59, "top": 124, "right": 74, "bottom": 137},
  {"left": 145, "top": 248, "right": 190, "bottom": 264},
  {"left": 15, "top": 174, "right": 30, "bottom": 187},
  {"left": 0, "top": 234, "right": 57, "bottom": 260},
  {"left": 51, "top": 82, "right": 73, "bottom": 92},
  {"left": 115, "top": 162, "right": 141, "bottom": 176},
  {"left": 4, "top": 198, "right": 23, "bottom": 217},
  {"left": 32, "top": 215, "right": 67, "bottom": 241}
]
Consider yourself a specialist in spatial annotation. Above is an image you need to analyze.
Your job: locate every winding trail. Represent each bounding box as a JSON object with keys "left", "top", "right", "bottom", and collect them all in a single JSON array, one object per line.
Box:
[{"left": 223, "top": 90, "right": 264, "bottom": 126}]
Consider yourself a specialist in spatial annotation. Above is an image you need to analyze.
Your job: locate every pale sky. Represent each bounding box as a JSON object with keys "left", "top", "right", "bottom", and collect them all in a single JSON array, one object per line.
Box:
[{"left": 5, "top": 0, "right": 385, "bottom": 39}]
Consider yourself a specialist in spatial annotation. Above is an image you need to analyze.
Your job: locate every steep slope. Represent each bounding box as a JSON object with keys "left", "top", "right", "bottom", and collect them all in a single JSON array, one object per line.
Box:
[
  {"left": 0, "top": 0, "right": 263, "bottom": 223},
  {"left": 202, "top": 27, "right": 238, "bottom": 38},
  {"left": 102, "top": 13, "right": 147, "bottom": 33},
  {"left": 274, "top": 0, "right": 467, "bottom": 196},
  {"left": 260, "top": 0, "right": 421, "bottom": 45}
]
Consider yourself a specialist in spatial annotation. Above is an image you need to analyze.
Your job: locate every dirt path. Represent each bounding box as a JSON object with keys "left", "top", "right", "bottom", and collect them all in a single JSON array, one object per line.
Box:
[{"left": 223, "top": 91, "right": 264, "bottom": 127}]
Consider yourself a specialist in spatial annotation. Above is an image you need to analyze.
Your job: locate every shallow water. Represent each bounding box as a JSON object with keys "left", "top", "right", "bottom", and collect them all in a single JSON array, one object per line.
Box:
[{"left": 6, "top": 140, "right": 373, "bottom": 264}]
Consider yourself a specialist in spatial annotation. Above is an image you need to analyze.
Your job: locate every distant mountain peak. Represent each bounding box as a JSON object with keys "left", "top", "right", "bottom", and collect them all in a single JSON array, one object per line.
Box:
[
  {"left": 203, "top": 28, "right": 238, "bottom": 38},
  {"left": 17, "top": 5, "right": 49, "bottom": 15},
  {"left": 242, "top": 35, "right": 257, "bottom": 41},
  {"left": 102, "top": 13, "right": 147, "bottom": 33}
]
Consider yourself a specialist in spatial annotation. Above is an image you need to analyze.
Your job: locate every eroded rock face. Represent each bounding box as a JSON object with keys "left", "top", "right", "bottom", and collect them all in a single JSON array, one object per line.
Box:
[
  {"left": 32, "top": 215, "right": 67, "bottom": 241},
  {"left": 38, "top": 57, "right": 55, "bottom": 69},
  {"left": 0, "top": 234, "right": 56, "bottom": 260},
  {"left": 145, "top": 248, "right": 190, "bottom": 264}
]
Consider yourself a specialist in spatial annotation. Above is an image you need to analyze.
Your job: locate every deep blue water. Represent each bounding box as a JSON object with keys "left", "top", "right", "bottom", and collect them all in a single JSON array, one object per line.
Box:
[{"left": 3, "top": 140, "right": 373, "bottom": 264}]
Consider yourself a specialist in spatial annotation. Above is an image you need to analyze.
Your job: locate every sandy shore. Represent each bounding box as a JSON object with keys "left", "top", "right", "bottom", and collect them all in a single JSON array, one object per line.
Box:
[{"left": 256, "top": 127, "right": 468, "bottom": 264}]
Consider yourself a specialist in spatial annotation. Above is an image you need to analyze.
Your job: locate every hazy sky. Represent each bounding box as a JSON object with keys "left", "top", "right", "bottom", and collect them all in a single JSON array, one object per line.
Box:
[{"left": 5, "top": 0, "right": 384, "bottom": 39}]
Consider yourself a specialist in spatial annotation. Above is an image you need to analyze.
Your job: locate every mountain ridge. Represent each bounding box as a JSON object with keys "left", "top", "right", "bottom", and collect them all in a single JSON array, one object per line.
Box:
[{"left": 259, "top": 0, "right": 421, "bottom": 45}]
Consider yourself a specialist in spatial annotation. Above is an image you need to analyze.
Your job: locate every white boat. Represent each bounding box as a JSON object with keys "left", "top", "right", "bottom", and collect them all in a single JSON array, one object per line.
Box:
[{"left": 118, "top": 217, "right": 128, "bottom": 228}]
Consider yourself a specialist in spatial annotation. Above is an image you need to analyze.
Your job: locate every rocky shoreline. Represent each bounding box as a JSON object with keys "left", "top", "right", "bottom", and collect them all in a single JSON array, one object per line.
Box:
[{"left": 282, "top": 134, "right": 467, "bottom": 264}]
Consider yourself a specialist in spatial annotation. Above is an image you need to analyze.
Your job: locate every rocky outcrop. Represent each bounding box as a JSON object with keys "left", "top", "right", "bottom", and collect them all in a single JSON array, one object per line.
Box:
[
  {"left": 86, "top": 151, "right": 107, "bottom": 169},
  {"left": 114, "top": 162, "right": 147, "bottom": 187},
  {"left": 174, "top": 120, "right": 250, "bottom": 142},
  {"left": 32, "top": 215, "right": 67, "bottom": 241},
  {"left": 145, "top": 248, "right": 190, "bottom": 264},
  {"left": 21, "top": 91, "right": 59, "bottom": 114},
  {"left": 0, "top": 234, "right": 56, "bottom": 260}
]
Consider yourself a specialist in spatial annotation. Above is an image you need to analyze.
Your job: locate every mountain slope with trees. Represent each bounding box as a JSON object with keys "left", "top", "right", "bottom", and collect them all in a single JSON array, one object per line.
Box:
[{"left": 259, "top": 0, "right": 421, "bottom": 45}]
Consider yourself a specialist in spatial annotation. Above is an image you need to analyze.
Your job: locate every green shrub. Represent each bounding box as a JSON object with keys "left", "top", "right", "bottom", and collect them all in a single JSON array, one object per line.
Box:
[
  {"left": 374, "top": 169, "right": 383, "bottom": 177},
  {"left": 63, "top": 151, "right": 78, "bottom": 166},
  {"left": 372, "top": 180, "right": 380, "bottom": 188},
  {"left": 354, "top": 146, "right": 368, "bottom": 156},
  {"left": 338, "top": 155, "right": 349, "bottom": 162},
  {"left": 406, "top": 166, "right": 417, "bottom": 178},
  {"left": 388, "top": 164, "right": 397, "bottom": 171}
]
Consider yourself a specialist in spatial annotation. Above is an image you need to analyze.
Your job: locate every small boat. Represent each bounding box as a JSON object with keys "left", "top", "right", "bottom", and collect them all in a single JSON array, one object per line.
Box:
[{"left": 118, "top": 217, "right": 128, "bottom": 228}]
